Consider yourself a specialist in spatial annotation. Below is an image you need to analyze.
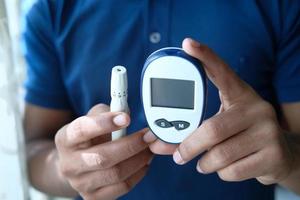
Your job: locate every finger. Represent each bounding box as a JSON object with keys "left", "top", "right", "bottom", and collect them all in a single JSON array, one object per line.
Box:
[
  {"left": 79, "top": 128, "right": 149, "bottom": 171},
  {"left": 87, "top": 104, "right": 110, "bottom": 116},
  {"left": 143, "top": 131, "right": 157, "bottom": 143},
  {"left": 182, "top": 38, "right": 252, "bottom": 102},
  {"left": 143, "top": 131, "right": 178, "bottom": 155},
  {"left": 197, "top": 125, "right": 266, "bottom": 174},
  {"left": 83, "top": 166, "right": 148, "bottom": 200},
  {"left": 71, "top": 149, "right": 153, "bottom": 192},
  {"left": 173, "top": 106, "right": 252, "bottom": 164},
  {"left": 56, "top": 111, "right": 130, "bottom": 148},
  {"left": 149, "top": 140, "right": 178, "bottom": 155},
  {"left": 217, "top": 148, "right": 271, "bottom": 182}
]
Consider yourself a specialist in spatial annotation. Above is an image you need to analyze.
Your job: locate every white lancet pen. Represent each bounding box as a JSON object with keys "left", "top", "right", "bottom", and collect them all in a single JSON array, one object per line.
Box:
[{"left": 110, "top": 66, "right": 129, "bottom": 140}]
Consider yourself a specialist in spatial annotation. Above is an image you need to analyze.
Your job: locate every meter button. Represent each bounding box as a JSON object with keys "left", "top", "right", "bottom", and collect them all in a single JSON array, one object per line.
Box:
[
  {"left": 171, "top": 121, "right": 190, "bottom": 130},
  {"left": 155, "top": 119, "right": 173, "bottom": 128}
]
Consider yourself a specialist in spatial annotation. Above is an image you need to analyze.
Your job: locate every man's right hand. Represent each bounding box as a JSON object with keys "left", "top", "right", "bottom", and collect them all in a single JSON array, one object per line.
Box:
[{"left": 54, "top": 104, "right": 153, "bottom": 200}]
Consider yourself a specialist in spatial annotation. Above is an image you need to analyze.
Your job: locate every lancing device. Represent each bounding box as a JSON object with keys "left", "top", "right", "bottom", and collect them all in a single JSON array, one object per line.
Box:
[{"left": 110, "top": 66, "right": 129, "bottom": 140}]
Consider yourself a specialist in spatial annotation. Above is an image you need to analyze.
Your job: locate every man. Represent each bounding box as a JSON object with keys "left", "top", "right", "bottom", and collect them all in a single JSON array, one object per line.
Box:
[{"left": 23, "top": 1, "right": 300, "bottom": 200}]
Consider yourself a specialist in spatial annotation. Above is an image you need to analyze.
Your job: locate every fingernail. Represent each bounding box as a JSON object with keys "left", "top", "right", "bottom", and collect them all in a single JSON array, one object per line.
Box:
[
  {"left": 187, "top": 38, "right": 201, "bottom": 47},
  {"left": 173, "top": 150, "right": 185, "bottom": 165},
  {"left": 196, "top": 164, "right": 204, "bottom": 173},
  {"left": 113, "top": 114, "right": 127, "bottom": 126},
  {"left": 143, "top": 131, "right": 157, "bottom": 143}
]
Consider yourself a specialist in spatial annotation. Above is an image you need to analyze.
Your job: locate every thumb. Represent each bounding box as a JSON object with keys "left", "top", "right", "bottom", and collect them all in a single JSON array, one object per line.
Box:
[{"left": 182, "top": 38, "right": 254, "bottom": 104}]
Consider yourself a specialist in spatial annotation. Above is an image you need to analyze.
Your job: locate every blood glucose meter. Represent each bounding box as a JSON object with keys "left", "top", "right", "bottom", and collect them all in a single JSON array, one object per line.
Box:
[{"left": 141, "top": 47, "right": 207, "bottom": 144}]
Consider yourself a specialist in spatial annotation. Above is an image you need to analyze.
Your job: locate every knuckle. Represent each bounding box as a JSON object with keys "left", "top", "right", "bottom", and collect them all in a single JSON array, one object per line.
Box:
[
  {"left": 54, "top": 127, "right": 66, "bottom": 147},
  {"left": 70, "top": 117, "right": 88, "bottom": 139},
  {"left": 71, "top": 177, "right": 95, "bottom": 194},
  {"left": 203, "top": 120, "right": 222, "bottom": 143},
  {"left": 212, "top": 146, "right": 232, "bottom": 165},
  {"left": 109, "top": 166, "right": 122, "bottom": 182},
  {"left": 88, "top": 104, "right": 110, "bottom": 115},
  {"left": 59, "top": 162, "right": 73, "bottom": 177},
  {"left": 54, "top": 131, "right": 63, "bottom": 147},
  {"left": 81, "top": 185, "right": 92, "bottom": 194},
  {"left": 70, "top": 179, "right": 84, "bottom": 192},
  {"left": 124, "top": 142, "right": 140, "bottom": 155},
  {"left": 78, "top": 177, "right": 95, "bottom": 193},
  {"left": 94, "top": 152, "right": 109, "bottom": 169},
  {"left": 97, "top": 103, "right": 110, "bottom": 110},
  {"left": 59, "top": 156, "right": 83, "bottom": 177}
]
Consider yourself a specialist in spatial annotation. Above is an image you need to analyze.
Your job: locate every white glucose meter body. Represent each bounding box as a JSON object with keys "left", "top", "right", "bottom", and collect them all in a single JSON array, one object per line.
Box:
[{"left": 141, "top": 47, "right": 207, "bottom": 144}]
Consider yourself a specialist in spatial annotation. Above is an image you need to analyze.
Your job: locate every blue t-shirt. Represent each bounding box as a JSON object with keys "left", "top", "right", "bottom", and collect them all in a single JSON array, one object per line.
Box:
[{"left": 23, "top": 1, "right": 300, "bottom": 200}]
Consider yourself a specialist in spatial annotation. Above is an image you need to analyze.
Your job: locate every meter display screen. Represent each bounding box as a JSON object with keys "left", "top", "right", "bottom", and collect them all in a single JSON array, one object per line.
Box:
[{"left": 151, "top": 78, "right": 195, "bottom": 109}]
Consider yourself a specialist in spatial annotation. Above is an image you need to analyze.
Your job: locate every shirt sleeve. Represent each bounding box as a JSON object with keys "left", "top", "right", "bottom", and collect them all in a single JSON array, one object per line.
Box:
[
  {"left": 22, "top": 0, "right": 71, "bottom": 109},
  {"left": 273, "top": 1, "right": 300, "bottom": 103}
]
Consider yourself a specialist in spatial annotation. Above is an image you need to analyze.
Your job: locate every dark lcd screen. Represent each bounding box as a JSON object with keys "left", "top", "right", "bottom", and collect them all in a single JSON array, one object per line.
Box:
[{"left": 151, "top": 78, "right": 195, "bottom": 109}]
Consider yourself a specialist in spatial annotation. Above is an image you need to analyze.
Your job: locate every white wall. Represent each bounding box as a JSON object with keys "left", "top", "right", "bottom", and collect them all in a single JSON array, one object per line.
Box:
[{"left": 0, "top": 1, "right": 28, "bottom": 199}]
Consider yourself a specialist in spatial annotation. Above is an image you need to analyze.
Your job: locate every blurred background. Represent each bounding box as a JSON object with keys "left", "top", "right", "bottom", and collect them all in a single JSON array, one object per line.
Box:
[
  {"left": 0, "top": 0, "right": 69, "bottom": 199},
  {"left": 0, "top": 0, "right": 299, "bottom": 200}
]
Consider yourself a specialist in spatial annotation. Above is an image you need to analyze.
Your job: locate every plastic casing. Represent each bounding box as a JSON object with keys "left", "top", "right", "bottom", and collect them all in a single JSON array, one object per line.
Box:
[{"left": 141, "top": 47, "right": 207, "bottom": 144}]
